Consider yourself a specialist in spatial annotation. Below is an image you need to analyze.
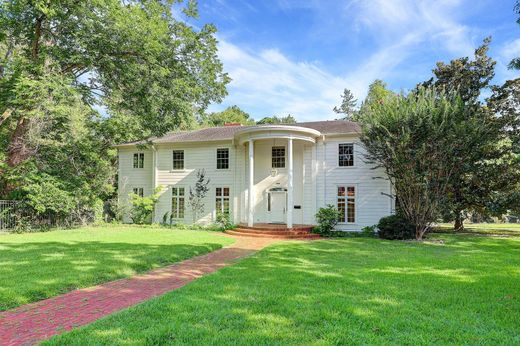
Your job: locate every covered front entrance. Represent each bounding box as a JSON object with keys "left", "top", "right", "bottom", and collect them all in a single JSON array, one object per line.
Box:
[{"left": 268, "top": 188, "right": 286, "bottom": 224}]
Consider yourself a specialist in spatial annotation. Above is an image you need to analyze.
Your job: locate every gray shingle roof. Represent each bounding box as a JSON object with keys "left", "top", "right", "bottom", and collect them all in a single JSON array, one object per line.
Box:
[{"left": 117, "top": 120, "right": 360, "bottom": 146}]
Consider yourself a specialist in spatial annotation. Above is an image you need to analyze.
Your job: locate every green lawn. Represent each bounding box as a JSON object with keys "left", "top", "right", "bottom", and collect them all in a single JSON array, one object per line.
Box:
[
  {"left": 436, "top": 223, "right": 520, "bottom": 236},
  {"left": 45, "top": 234, "right": 520, "bottom": 345},
  {"left": 0, "top": 224, "right": 233, "bottom": 311}
]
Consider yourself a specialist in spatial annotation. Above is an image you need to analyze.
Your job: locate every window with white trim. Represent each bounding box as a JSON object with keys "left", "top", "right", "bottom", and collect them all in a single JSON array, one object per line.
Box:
[
  {"left": 216, "top": 148, "right": 229, "bottom": 169},
  {"left": 132, "top": 187, "right": 144, "bottom": 197},
  {"left": 172, "top": 150, "right": 184, "bottom": 170},
  {"left": 337, "top": 186, "right": 355, "bottom": 223},
  {"left": 171, "top": 187, "right": 185, "bottom": 219},
  {"left": 338, "top": 143, "right": 354, "bottom": 167},
  {"left": 272, "top": 146, "right": 285, "bottom": 168},
  {"left": 216, "top": 187, "right": 230, "bottom": 215},
  {"left": 133, "top": 153, "right": 144, "bottom": 168}
]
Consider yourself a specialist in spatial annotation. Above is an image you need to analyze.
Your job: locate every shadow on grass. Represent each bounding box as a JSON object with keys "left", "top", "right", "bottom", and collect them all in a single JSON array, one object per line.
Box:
[
  {"left": 44, "top": 236, "right": 520, "bottom": 345},
  {"left": 0, "top": 241, "right": 225, "bottom": 311}
]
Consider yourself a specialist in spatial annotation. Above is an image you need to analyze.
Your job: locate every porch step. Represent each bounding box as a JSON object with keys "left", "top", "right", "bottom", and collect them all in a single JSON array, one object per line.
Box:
[
  {"left": 232, "top": 228, "right": 314, "bottom": 235},
  {"left": 225, "top": 230, "right": 320, "bottom": 239}
]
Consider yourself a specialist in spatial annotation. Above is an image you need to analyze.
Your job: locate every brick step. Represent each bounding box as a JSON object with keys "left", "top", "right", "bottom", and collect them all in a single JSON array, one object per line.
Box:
[
  {"left": 225, "top": 230, "right": 320, "bottom": 239},
  {"left": 238, "top": 224, "right": 314, "bottom": 232},
  {"left": 233, "top": 228, "right": 313, "bottom": 235}
]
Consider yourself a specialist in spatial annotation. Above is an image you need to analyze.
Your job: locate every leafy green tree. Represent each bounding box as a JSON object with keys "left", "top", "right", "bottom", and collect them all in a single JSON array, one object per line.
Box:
[
  {"left": 333, "top": 88, "right": 357, "bottom": 120},
  {"left": 358, "top": 80, "right": 394, "bottom": 119},
  {"left": 188, "top": 169, "right": 210, "bottom": 223},
  {"left": 361, "top": 88, "right": 485, "bottom": 240},
  {"left": 201, "top": 105, "right": 255, "bottom": 127},
  {"left": 129, "top": 186, "right": 162, "bottom": 225},
  {"left": 509, "top": 1, "right": 520, "bottom": 70},
  {"left": 420, "top": 38, "right": 516, "bottom": 230},
  {"left": 0, "top": 0, "right": 228, "bottom": 223},
  {"left": 256, "top": 114, "right": 297, "bottom": 124}
]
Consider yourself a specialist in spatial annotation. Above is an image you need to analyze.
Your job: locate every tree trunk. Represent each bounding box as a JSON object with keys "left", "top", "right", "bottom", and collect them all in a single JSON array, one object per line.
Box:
[
  {"left": 6, "top": 117, "right": 33, "bottom": 167},
  {"left": 454, "top": 212, "right": 464, "bottom": 232}
]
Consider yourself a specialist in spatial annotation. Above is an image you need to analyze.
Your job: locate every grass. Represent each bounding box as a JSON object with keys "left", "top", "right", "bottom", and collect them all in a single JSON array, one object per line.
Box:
[
  {"left": 0, "top": 224, "right": 233, "bottom": 311},
  {"left": 436, "top": 223, "right": 520, "bottom": 236},
  {"left": 45, "top": 233, "right": 520, "bottom": 345}
]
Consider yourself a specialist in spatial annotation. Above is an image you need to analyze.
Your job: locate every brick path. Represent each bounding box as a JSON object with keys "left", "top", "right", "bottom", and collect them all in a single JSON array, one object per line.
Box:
[{"left": 0, "top": 235, "right": 277, "bottom": 346}]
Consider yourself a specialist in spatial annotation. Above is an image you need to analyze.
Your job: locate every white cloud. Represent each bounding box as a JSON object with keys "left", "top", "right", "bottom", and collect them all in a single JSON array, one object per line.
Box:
[{"left": 209, "top": 0, "right": 480, "bottom": 121}]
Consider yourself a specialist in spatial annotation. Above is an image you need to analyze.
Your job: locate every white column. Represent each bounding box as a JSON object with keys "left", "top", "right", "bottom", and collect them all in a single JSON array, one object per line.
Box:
[
  {"left": 287, "top": 138, "right": 293, "bottom": 228},
  {"left": 248, "top": 139, "right": 254, "bottom": 227}
]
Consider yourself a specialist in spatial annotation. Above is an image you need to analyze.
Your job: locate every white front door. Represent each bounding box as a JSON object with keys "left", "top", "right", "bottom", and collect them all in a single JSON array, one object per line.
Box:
[{"left": 270, "top": 192, "right": 286, "bottom": 224}]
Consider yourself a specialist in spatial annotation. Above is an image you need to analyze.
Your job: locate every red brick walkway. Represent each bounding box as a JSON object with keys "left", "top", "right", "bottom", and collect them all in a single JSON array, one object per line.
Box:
[{"left": 0, "top": 235, "right": 277, "bottom": 346}]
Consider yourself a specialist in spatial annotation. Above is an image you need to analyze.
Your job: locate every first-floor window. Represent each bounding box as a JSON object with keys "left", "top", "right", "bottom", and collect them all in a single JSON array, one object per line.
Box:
[
  {"left": 216, "top": 187, "right": 230, "bottom": 215},
  {"left": 132, "top": 187, "right": 144, "bottom": 197},
  {"left": 171, "top": 187, "right": 185, "bottom": 219},
  {"left": 337, "top": 186, "right": 355, "bottom": 223}
]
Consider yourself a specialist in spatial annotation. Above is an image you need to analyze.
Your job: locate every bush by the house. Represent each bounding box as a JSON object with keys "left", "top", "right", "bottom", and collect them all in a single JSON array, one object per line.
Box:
[
  {"left": 315, "top": 205, "right": 339, "bottom": 235},
  {"left": 215, "top": 211, "right": 233, "bottom": 230},
  {"left": 129, "top": 187, "right": 161, "bottom": 225},
  {"left": 377, "top": 214, "right": 416, "bottom": 240}
]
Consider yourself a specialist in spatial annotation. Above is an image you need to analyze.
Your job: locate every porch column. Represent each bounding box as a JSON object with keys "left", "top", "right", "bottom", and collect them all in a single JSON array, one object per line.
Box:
[
  {"left": 287, "top": 138, "right": 293, "bottom": 228},
  {"left": 248, "top": 139, "right": 254, "bottom": 227}
]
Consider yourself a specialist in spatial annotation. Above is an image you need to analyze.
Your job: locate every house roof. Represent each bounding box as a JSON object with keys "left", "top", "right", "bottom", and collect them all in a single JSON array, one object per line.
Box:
[{"left": 116, "top": 120, "right": 360, "bottom": 147}]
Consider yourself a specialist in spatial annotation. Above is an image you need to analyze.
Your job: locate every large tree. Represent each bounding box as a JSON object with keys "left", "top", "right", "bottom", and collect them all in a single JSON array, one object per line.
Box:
[
  {"left": 333, "top": 88, "right": 357, "bottom": 120},
  {"left": 361, "top": 88, "right": 486, "bottom": 240},
  {"left": 200, "top": 105, "right": 255, "bottom": 127},
  {"left": 0, "top": 0, "right": 229, "bottom": 221},
  {"left": 256, "top": 114, "right": 297, "bottom": 124},
  {"left": 509, "top": 1, "right": 520, "bottom": 70},
  {"left": 420, "top": 38, "right": 516, "bottom": 230}
]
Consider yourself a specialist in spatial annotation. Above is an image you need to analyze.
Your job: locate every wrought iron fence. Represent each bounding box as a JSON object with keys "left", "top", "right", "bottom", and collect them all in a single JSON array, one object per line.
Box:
[{"left": 0, "top": 200, "right": 20, "bottom": 230}]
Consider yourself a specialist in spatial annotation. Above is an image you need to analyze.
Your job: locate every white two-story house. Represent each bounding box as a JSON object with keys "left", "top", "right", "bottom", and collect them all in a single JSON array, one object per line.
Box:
[{"left": 116, "top": 120, "right": 393, "bottom": 231}]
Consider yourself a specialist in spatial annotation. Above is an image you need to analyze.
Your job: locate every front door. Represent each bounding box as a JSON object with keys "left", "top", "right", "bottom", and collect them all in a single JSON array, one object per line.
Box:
[{"left": 270, "top": 192, "right": 286, "bottom": 224}]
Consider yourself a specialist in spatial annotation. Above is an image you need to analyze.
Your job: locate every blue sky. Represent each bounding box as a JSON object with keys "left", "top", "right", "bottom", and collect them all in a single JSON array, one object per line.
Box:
[{"left": 183, "top": 0, "right": 520, "bottom": 122}]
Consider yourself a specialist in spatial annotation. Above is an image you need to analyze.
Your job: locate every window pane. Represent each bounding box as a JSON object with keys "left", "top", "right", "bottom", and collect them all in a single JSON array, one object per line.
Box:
[
  {"left": 172, "top": 187, "right": 178, "bottom": 196},
  {"left": 223, "top": 198, "right": 230, "bottom": 215},
  {"left": 172, "top": 198, "right": 178, "bottom": 218},
  {"left": 223, "top": 187, "right": 229, "bottom": 197},
  {"left": 179, "top": 198, "right": 184, "bottom": 218},
  {"left": 337, "top": 186, "right": 346, "bottom": 197},
  {"left": 216, "top": 187, "right": 222, "bottom": 196},
  {"left": 347, "top": 186, "right": 355, "bottom": 197},
  {"left": 173, "top": 150, "right": 184, "bottom": 170},
  {"left": 133, "top": 154, "right": 138, "bottom": 168},
  {"left": 216, "top": 198, "right": 222, "bottom": 213},
  {"left": 272, "top": 147, "right": 285, "bottom": 168},
  {"left": 179, "top": 187, "right": 184, "bottom": 196},
  {"left": 337, "top": 198, "right": 346, "bottom": 222},
  {"left": 347, "top": 199, "right": 355, "bottom": 223},
  {"left": 217, "top": 148, "right": 229, "bottom": 169},
  {"left": 339, "top": 144, "right": 354, "bottom": 167},
  {"left": 139, "top": 153, "right": 144, "bottom": 168}
]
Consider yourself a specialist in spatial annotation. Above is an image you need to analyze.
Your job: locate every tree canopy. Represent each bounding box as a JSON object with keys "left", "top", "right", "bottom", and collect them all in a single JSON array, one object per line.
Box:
[
  {"left": 256, "top": 114, "right": 297, "bottom": 125},
  {"left": 200, "top": 105, "right": 255, "bottom": 127},
  {"left": 0, "top": 0, "right": 229, "bottom": 224},
  {"left": 333, "top": 88, "right": 357, "bottom": 120}
]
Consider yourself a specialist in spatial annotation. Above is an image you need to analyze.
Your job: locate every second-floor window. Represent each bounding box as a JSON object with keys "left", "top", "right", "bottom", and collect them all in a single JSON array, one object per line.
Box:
[
  {"left": 172, "top": 150, "right": 184, "bottom": 170},
  {"left": 216, "top": 187, "right": 230, "bottom": 215},
  {"left": 171, "top": 187, "right": 185, "bottom": 219},
  {"left": 217, "top": 148, "right": 229, "bottom": 169},
  {"left": 133, "top": 153, "right": 144, "bottom": 168},
  {"left": 132, "top": 187, "right": 144, "bottom": 197},
  {"left": 339, "top": 143, "right": 354, "bottom": 167},
  {"left": 272, "top": 146, "right": 285, "bottom": 168}
]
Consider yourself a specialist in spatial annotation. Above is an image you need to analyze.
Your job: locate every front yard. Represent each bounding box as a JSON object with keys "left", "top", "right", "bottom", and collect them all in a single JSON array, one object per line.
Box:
[
  {"left": 0, "top": 225, "right": 233, "bottom": 311},
  {"left": 45, "top": 233, "right": 520, "bottom": 345}
]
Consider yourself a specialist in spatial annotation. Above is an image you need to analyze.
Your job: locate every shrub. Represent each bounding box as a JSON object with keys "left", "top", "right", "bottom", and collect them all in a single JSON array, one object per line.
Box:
[
  {"left": 129, "top": 186, "right": 162, "bottom": 224},
  {"left": 215, "top": 211, "right": 232, "bottom": 230},
  {"left": 377, "top": 214, "right": 416, "bottom": 240},
  {"left": 315, "top": 205, "right": 339, "bottom": 235},
  {"left": 361, "top": 225, "right": 377, "bottom": 237}
]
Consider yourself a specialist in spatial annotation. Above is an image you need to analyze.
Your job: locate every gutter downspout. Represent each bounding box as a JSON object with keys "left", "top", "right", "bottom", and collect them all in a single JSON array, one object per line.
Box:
[{"left": 152, "top": 144, "right": 157, "bottom": 223}]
